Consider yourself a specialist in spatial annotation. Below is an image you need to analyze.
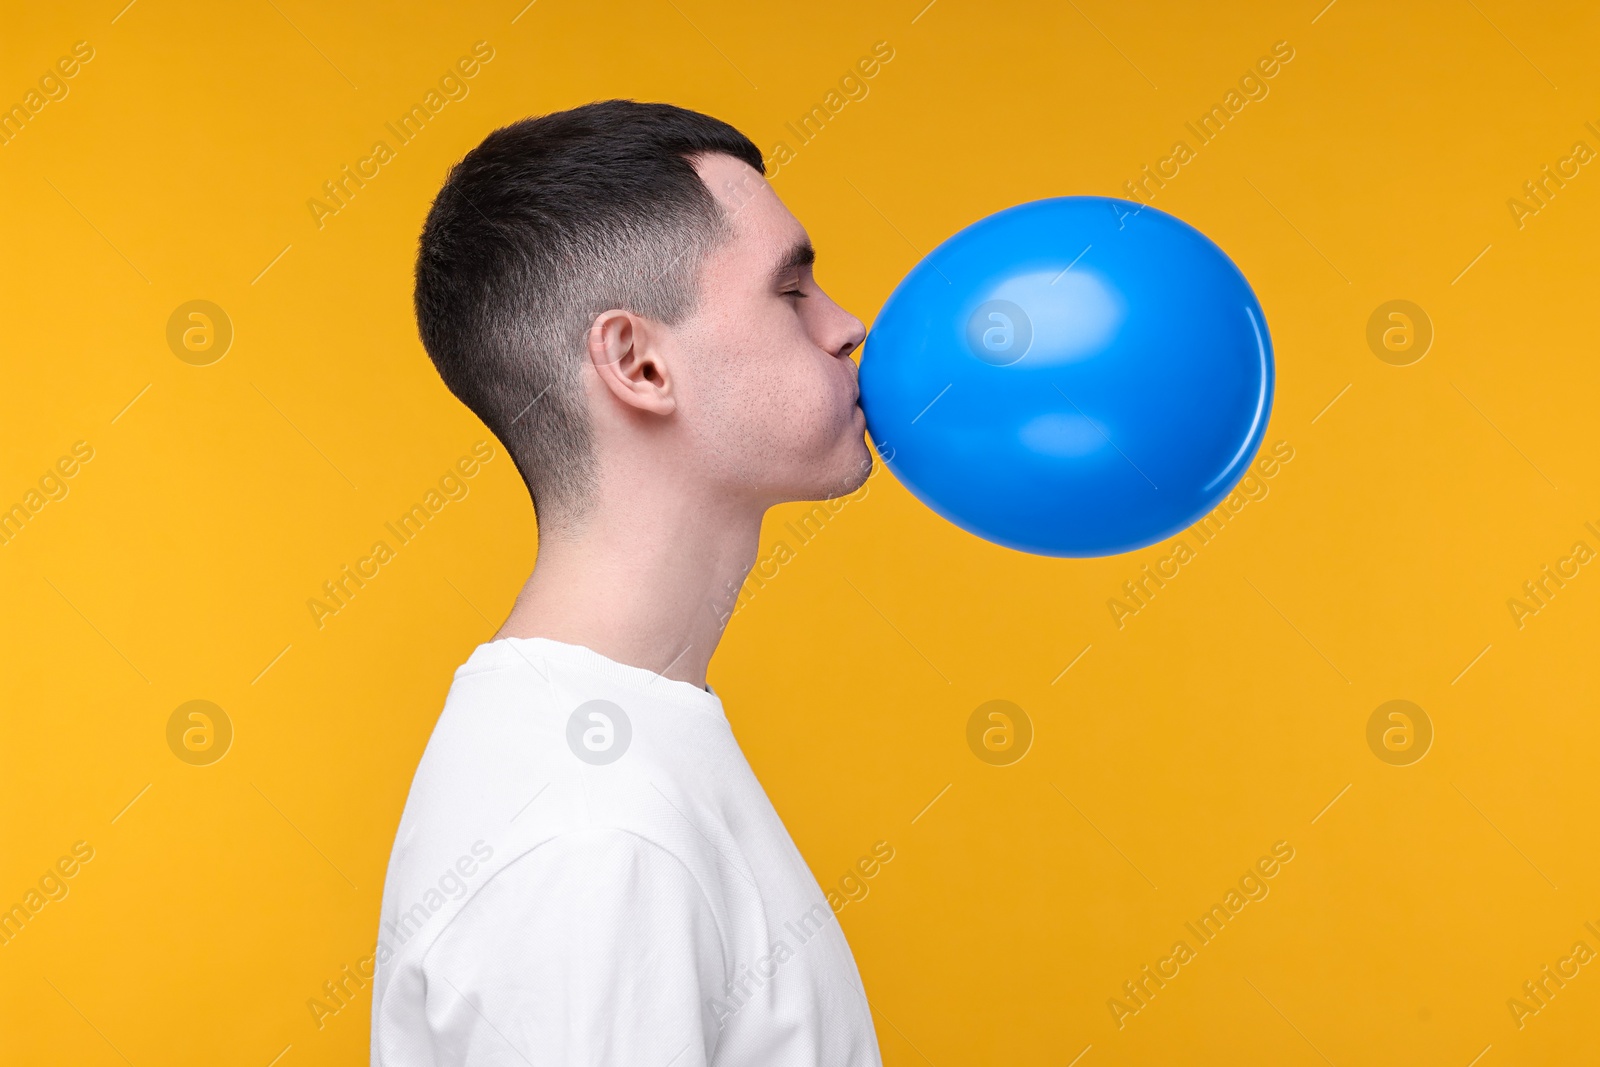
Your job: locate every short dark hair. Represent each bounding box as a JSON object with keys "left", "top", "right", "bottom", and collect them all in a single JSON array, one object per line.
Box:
[{"left": 413, "top": 100, "right": 764, "bottom": 523}]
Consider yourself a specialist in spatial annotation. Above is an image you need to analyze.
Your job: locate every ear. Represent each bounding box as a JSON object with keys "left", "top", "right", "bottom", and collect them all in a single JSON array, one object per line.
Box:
[{"left": 586, "top": 309, "right": 677, "bottom": 416}]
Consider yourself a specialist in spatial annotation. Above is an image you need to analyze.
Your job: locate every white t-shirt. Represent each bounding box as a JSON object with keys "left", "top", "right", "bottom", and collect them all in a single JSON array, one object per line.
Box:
[{"left": 371, "top": 636, "right": 882, "bottom": 1066}]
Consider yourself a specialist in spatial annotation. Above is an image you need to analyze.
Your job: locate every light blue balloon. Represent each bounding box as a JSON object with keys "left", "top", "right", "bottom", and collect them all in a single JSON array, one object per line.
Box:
[{"left": 860, "top": 196, "right": 1274, "bottom": 558}]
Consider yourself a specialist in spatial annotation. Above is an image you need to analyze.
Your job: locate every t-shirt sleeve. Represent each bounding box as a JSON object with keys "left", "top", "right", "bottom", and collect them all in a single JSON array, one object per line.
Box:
[{"left": 419, "top": 828, "right": 728, "bottom": 1066}]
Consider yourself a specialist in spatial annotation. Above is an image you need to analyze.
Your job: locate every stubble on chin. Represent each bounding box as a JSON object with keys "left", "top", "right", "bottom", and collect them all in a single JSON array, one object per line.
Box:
[{"left": 817, "top": 433, "right": 874, "bottom": 500}]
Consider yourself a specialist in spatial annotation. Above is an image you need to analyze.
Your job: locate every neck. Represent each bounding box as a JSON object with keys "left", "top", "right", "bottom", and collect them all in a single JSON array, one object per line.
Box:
[{"left": 493, "top": 488, "right": 761, "bottom": 689}]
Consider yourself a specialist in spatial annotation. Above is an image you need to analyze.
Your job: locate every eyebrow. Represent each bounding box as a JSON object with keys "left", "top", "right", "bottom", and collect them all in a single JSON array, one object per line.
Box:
[{"left": 769, "top": 240, "right": 815, "bottom": 286}]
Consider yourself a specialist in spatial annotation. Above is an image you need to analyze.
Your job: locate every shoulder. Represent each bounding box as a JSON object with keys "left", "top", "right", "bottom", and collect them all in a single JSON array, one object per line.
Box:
[
  {"left": 375, "top": 828, "right": 735, "bottom": 1066},
  {"left": 378, "top": 640, "right": 759, "bottom": 959},
  {"left": 449, "top": 827, "right": 731, "bottom": 955}
]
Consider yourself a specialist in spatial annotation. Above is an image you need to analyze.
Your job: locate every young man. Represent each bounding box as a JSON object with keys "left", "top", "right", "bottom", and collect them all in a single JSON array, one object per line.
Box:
[{"left": 371, "top": 101, "right": 882, "bottom": 1065}]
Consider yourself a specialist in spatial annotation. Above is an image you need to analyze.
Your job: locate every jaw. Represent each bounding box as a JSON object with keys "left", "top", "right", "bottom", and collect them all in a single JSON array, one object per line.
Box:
[{"left": 813, "top": 425, "right": 874, "bottom": 500}]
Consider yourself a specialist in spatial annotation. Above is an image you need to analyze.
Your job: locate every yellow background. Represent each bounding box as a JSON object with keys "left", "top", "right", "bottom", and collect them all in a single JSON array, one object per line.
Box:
[{"left": 3, "top": 0, "right": 1599, "bottom": 1063}]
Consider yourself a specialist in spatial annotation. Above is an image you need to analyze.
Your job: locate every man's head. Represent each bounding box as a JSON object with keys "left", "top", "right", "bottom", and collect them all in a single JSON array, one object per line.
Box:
[{"left": 414, "top": 100, "right": 868, "bottom": 535}]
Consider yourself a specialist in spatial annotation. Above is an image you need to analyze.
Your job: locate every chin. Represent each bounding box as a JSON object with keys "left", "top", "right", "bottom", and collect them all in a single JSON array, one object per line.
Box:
[
  {"left": 768, "top": 414, "right": 873, "bottom": 504},
  {"left": 820, "top": 429, "right": 873, "bottom": 499}
]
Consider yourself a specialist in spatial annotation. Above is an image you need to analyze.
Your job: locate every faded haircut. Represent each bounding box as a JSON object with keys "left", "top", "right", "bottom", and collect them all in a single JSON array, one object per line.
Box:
[{"left": 413, "top": 99, "right": 764, "bottom": 524}]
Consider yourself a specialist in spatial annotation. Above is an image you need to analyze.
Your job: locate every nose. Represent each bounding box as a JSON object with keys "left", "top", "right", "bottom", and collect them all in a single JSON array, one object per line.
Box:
[
  {"left": 813, "top": 276, "right": 868, "bottom": 360},
  {"left": 834, "top": 306, "right": 867, "bottom": 361}
]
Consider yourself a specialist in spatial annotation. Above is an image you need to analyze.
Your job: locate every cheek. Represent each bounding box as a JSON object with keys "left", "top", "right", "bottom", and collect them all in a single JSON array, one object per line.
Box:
[
  {"left": 775, "top": 354, "right": 852, "bottom": 443},
  {"left": 742, "top": 364, "right": 838, "bottom": 454},
  {"left": 691, "top": 303, "right": 856, "bottom": 470},
  {"left": 738, "top": 319, "right": 848, "bottom": 426}
]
